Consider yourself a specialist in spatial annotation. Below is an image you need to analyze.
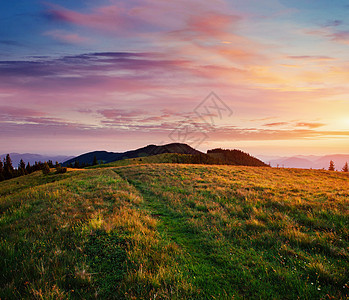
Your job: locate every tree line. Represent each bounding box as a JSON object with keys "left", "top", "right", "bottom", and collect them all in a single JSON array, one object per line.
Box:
[
  {"left": 207, "top": 148, "right": 268, "bottom": 167},
  {"left": 0, "top": 154, "right": 67, "bottom": 182}
]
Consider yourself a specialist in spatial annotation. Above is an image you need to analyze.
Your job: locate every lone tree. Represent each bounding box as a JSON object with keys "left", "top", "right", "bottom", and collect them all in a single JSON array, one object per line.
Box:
[
  {"left": 342, "top": 162, "right": 349, "bottom": 172},
  {"left": 92, "top": 155, "right": 98, "bottom": 166},
  {"left": 328, "top": 160, "right": 335, "bottom": 171}
]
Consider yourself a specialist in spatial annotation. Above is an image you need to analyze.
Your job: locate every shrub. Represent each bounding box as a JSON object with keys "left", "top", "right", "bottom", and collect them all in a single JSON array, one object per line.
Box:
[{"left": 55, "top": 164, "right": 67, "bottom": 174}]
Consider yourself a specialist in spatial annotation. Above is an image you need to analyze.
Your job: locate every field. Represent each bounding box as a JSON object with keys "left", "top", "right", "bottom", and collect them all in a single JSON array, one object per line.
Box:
[{"left": 0, "top": 163, "right": 348, "bottom": 299}]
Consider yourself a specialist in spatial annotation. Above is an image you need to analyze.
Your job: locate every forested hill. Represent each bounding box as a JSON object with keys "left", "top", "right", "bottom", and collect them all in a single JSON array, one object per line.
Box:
[
  {"left": 207, "top": 148, "right": 268, "bottom": 167},
  {"left": 62, "top": 143, "right": 201, "bottom": 166}
]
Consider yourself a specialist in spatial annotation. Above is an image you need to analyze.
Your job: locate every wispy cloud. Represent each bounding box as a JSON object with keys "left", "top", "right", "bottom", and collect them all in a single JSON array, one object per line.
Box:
[
  {"left": 263, "top": 121, "right": 326, "bottom": 129},
  {"left": 44, "top": 30, "right": 90, "bottom": 44},
  {"left": 306, "top": 27, "right": 349, "bottom": 45},
  {"left": 324, "top": 20, "right": 343, "bottom": 27},
  {"left": 296, "top": 122, "right": 325, "bottom": 129},
  {"left": 263, "top": 122, "right": 289, "bottom": 127},
  {"left": 287, "top": 55, "right": 335, "bottom": 61},
  {"left": 169, "top": 12, "right": 241, "bottom": 40}
]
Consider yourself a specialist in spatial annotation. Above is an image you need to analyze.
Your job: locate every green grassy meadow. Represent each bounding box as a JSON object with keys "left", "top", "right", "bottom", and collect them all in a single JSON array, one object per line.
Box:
[{"left": 0, "top": 163, "right": 348, "bottom": 299}]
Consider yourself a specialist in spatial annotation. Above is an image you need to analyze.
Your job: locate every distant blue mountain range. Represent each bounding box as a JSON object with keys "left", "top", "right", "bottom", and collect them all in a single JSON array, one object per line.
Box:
[
  {"left": 0, "top": 153, "right": 74, "bottom": 168},
  {"left": 260, "top": 154, "right": 349, "bottom": 170}
]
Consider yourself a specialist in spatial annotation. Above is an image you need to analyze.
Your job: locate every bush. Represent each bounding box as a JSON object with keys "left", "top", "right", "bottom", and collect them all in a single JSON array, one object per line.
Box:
[{"left": 55, "top": 165, "right": 67, "bottom": 174}]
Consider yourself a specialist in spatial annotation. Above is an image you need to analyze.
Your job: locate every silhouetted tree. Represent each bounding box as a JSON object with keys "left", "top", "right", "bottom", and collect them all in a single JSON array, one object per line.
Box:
[
  {"left": 342, "top": 162, "right": 348, "bottom": 172},
  {"left": 3, "top": 154, "right": 14, "bottom": 179},
  {"left": 74, "top": 161, "right": 80, "bottom": 168},
  {"left": 18, "top": 159, "right": 26, "bottom": 176},
  {"left": 42, "top": 162, "right": 50, "bottom": 175},
  {"left": 26, "top": 162, "right": 31, "bottom": 174},
  {"left": 92, "top": 156, "right": 98, "bottom": 166},
  {"left": 0, "top": 160, "right": 4, "bottom": 181},
  {"left": 328, "top": 160, "right": 335, "bottom": 171}
]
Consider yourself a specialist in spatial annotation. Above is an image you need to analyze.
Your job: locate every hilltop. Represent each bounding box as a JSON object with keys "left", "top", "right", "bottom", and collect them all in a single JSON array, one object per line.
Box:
[
  {"left": 62, "top": 143, "right": 201, "bottom": 166},
  {"left": 0, "top": 164, "right": 348, "bottom": 299},
  {"left": 62, "top": 143, "right": 267, "bottom": 167}
]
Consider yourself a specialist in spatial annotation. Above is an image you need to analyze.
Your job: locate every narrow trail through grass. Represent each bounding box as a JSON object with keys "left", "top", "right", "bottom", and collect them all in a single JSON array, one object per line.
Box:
[{"left": 120, "top": 178, "right": 253, "bottom": 299}]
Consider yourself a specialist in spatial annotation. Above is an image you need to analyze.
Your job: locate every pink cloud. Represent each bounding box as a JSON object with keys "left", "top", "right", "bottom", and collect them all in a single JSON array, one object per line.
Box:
[
  {"left": 170, "top": 12, "right": 241, "bottom": 40},
  {"left": 98, "top": 109, "right": 146, "bottom": 119},
  {"left": 44, "top": 30, "right": 90, "bottom": 44},
  {"left": 329, "top": 31, "right": 349, "bottom": 44},
  {"left": 263, "top": 121, "right": 326, "bottom": 129},
  {"left": 0, "top": 106, "right": 44, "bottom": 120},
  {"left": 208, "top": 126, "right": 349, "bottom": 141},
  {"left": 44, "top": 3, "right": 159, "bottom": 35},
  {"left": 287, "top": 55, "right": 335, "bottom": 61},
  {"left": 306, "top": 28, "right": 349, "bottom": 45}
]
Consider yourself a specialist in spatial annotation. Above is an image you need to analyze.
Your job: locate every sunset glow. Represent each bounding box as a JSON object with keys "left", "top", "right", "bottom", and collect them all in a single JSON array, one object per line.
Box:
[{"left": 1, "top": 0, "right": 349, "bottom": 156}]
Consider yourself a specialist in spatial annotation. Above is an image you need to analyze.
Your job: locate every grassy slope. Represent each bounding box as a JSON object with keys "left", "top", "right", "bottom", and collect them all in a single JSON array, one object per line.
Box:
[
  {"left": 0, "top": 165, "right": 348, "bottom": 299},
  {"left": 87, "top": 153, "right": 207, "bottom": 169}
]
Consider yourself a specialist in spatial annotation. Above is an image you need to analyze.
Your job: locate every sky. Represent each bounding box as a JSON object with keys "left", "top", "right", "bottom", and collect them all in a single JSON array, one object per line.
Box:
[{"left": 1, "top": 0, "right": 349, "bottom": 156}]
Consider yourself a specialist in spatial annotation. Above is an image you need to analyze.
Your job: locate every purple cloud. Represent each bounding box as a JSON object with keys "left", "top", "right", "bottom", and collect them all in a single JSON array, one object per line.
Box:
[
  {"left": 324, "top": 20, "right": 343, "bottom": 27},
  {"left": 287, "top": 55, "right": 335, "bottom": 61}
]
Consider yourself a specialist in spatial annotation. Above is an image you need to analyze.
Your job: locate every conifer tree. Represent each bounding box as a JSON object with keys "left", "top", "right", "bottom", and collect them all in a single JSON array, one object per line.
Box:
[
  {"left": 342, "top": 162, "right": 349, "bottom": 172},
  {"left": 26, "top": 162, "right": 31, "bottom": 174},
  {"left": 18, "top": 159, "right": 26, "bottom": 176},
  {"left": 3, "top": 154, "right": 14, "bottom": 179},
  {"left": 328, "top": 160, "right": 335, "bottom": 171},
  {"left": 0, "top": 160, "right": 4, "bottom": 181},
  {"left": 48, "top": 160, "right": 54, "bottom": 168}
]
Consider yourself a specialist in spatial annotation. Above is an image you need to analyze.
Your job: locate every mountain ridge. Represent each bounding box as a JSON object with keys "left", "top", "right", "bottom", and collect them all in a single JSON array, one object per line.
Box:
[
  {"left": 62, "top": 143, "right": 202, "bottom": 166},
  {"left": 62, "top": 143, "right": 268, "bottom": 167}
]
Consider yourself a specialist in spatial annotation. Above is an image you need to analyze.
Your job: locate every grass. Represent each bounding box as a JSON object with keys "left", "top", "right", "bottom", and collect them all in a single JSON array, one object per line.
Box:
[
  {"left": 0, "top": 163, "right": 348, "bottom": 299},
  {"left": 87, "top": 153, "right": 203, "bottom": 169}
]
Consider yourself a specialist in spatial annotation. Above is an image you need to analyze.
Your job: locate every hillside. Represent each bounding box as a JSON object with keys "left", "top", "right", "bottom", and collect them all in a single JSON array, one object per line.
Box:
[
  {"left": 65, "top": 143, "right": 267, "bottom": 168},
  {"left": 1, "top": 164, "right": 348, "bottom": 299},
  {"left": 62, "top": 143, "right": 202, "bottom": 166},
  {"left": 90, "top": 151, "right": 268, "bottom": 169},
  {"left": 207, "top": 148, "right": 268, "bottom": 167}
]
